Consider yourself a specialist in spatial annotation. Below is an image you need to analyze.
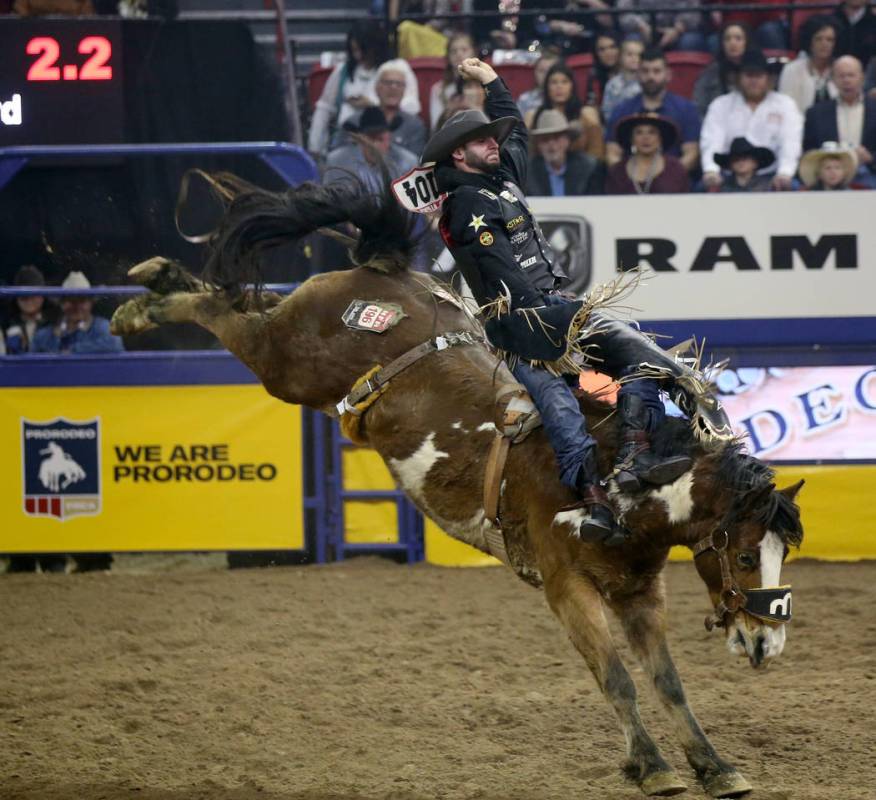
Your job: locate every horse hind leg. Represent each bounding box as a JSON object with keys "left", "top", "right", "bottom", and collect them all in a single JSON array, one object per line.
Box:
[
  {"left": 128, "top": 256, "right": 207, "bottom": 296},
  {"left": 542, "top": 567, "right": 688, "bottom": 797}
]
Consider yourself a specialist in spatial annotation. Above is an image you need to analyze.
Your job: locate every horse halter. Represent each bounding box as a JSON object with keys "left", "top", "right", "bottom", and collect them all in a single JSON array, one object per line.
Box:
[{"left": 692, "top": 527, "right": 794, "bottom": 632}]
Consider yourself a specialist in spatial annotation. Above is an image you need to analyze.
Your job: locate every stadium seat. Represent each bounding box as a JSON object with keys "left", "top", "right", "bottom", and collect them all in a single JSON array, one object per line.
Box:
[
  {"left": 666, "top": 51, "right": 713, "bottom": 99},
  {"left": 566, "top": 53, "right": 595, "bottom": 104},
  {"left": 408, "top": 56, "right": 445, "bottom": 129}
]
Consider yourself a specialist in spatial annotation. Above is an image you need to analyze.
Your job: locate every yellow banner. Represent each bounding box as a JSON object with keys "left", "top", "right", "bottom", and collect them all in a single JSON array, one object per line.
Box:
[{"left": 0, "top": 386, "right": 303, "bottom": 552}]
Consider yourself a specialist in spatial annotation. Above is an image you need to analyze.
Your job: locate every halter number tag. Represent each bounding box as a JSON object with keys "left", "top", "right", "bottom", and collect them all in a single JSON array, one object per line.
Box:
[
  {"left": 342, "top": 300, "right": 406, "bottom": 334},
  {"left": 391, "top": 166, "right": 447, "bottom": 214}
]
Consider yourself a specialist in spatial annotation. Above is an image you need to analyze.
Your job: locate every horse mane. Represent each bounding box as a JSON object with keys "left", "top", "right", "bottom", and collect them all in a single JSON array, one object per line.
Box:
[
  {"left": 579, "top": 395, "right": 804, "bottom": 548},
  {"left": 198, "top": 167, "right": 417, "bottom": 292}
]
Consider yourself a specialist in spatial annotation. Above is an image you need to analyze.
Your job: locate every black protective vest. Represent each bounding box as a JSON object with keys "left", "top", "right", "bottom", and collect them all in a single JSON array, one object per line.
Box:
[{"left": 485, "top": 181, "right": 566, "bottom": 291}]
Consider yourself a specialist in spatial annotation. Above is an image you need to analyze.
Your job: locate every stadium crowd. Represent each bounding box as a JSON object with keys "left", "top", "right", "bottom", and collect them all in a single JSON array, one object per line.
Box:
[{"left": 309, "top": 6, "right": 876, "bottom": 194}]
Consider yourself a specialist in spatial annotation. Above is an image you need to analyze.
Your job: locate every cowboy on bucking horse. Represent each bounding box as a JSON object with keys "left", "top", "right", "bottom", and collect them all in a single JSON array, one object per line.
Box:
[{"left": 421, "top": 58, "right": 732, "bottom": 546}]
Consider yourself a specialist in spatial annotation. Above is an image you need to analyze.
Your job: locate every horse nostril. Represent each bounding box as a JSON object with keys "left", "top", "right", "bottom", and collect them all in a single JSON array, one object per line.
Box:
[{"left": 753, "top": 635, "right": 766, "bottom": 666}]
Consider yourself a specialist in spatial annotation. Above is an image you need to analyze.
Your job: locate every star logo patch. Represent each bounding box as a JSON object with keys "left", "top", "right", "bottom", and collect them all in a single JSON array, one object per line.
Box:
[{"left": 468, "top": 214, "right": 487, "bottom": 232}]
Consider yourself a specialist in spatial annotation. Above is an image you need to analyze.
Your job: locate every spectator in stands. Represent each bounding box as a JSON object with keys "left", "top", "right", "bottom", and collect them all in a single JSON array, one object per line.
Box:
[
  {"left": 799, "top": 141, "right": 860, "bottom": 189},
  {"left": 31, "top": 271, "right": 123, "bottom": 354},
  {"left": 617, "top": 0, "right": 707, "bottom": 51},
  {"left": 804, "top": 55, "right": 876, "bottom": 187},
  {"left": 606, "top": 114, "right": 690, "bottom": 193},
  {"left": 584, "top": 32, "right": 622, "bottom": 107},
  {"left": 429, "top": 33, "right": 476, "bottom": 132},
  {"left": 526, "top": 62, "right": 606, "bottom": 160},
  {"left": 307, "top": 20, "right": 420, "bottom": 158},
  {"left": 366, "top": 60, "right": 427, "bottom": 156},
  {"left": 712, "top": 136, "right": 776, "bottom": 191},
  {"left": 779, "top": 16, "right": 840, "bottom": 114},
  {"left": 325, "top": 107, "right": 418, "bottom": 191},
  {"left": 831, "top": 0, "right": 876, "bottom": 67},
  {"left": 3, "top": 265, "right": 59, "bottom": 356},
  {"left": 694, "top": 22, "right": 749, "bottom": 118},
  {"left": 517, "top": 51, "right": 561, "bottom": 118},
  {"left": 527, "top": 109, "right": 605, "bottom": 195},
  {"left": 710, "top": 0, "right": 788, "bottom": 51},
  {"left": 536, "top": 0, "right": 616, "bottom": 55},
  {"left": 701, "top": 49, "right": 803, "bottom": 190},
  {"left": 601, "top": 38, "right": 644, "bottom": 122},
  {"left": 606, "top": 49, "right": 701, "bottom": 174}
]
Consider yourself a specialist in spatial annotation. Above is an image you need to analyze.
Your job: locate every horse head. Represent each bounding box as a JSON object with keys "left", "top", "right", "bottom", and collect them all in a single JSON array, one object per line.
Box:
[
  {"left": 690, "top": 451, "right": 805, "bottom": 669},
  {"left": 39, "top": 441, "right": 63, "bottom": 457}
]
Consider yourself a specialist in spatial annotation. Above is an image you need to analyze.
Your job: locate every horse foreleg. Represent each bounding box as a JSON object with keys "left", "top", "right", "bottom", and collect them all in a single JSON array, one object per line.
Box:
[
  {"left": 608, "top": 585, "right": 753, "bottom": 798},
  {"left": 542, "top": 569, "right": 687, "bottom": 797}
]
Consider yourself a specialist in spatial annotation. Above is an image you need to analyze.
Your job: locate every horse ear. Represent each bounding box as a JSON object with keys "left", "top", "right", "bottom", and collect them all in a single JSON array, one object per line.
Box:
[
  {"left": 744, "top": 481, "right": 775, "bottom": 509},
  {"left": 778, "top": 479, "right": 805, "bottom": 502}
]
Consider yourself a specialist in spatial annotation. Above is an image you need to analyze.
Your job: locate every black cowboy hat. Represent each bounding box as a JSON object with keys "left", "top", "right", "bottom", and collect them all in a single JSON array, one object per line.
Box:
[
  {"left": 714, "top": 137, "right": 776, "bottom": 170},
  {"left": 739, "top": 48, "right": 769, "bottom": 74},
  {"left": 613, "top": 113, "right": 679, "bottom": 152},
  {"left": 421, "top": 108, "right": 518, "bottom": 164},
  {"left": 343, "top": 106, "right": 402, "bottom": 136}
]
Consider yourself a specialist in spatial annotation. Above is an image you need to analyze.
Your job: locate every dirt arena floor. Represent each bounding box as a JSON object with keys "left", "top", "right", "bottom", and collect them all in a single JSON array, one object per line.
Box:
[{"left": 1, "top": 557, "right": 874, "bottom": 800}]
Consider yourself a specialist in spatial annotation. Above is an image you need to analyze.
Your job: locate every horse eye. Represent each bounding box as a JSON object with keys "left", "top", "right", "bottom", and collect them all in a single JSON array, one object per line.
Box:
[{"left": 736, "top": 552, "right": 758, "bottom": 569}]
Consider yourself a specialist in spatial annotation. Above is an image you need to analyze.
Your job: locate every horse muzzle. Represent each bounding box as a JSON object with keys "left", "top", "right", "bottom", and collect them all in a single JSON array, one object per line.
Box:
[{"left": 727, "top": 614, "right": 788, "bottom": 669}]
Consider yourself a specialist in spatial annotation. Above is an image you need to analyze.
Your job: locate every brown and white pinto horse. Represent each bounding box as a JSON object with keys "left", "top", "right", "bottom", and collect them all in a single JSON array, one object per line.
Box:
[{"left": 111, "top": 175, "right": 804, "bottom": 799}]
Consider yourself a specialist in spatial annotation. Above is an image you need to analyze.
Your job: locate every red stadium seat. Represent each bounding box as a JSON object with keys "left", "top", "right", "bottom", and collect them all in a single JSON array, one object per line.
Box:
[
  {"left": 566, "top": 53, "right": 595, "bottom": 104},
  {"left": 666, "top": 51, "right": 713, "bottom": 99},
  {"left": 408, "top": 56, "right": 446, "bottom": 128},
  {"left": 308, "top": 64, "right": 333, "bottom": 112},
  {"left": 494, "top": 62, "right": 538, "bottom": 104}
]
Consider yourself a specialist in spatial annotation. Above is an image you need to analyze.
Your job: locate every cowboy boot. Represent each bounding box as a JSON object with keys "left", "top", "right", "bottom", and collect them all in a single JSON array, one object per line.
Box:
[
  {"left": 574, "top": 451, "right": 624, "bottom": 542},
  {"left": 614, "top": 393, "right": 693, "bottom": 493},
  {"left": 586, "top": 316, "right": 734, "bottom": 442}
]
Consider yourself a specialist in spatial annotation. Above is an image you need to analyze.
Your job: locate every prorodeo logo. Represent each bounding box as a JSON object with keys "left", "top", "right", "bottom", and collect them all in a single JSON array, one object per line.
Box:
[{"left": 21, "top": 418, "right": 101, "bottom": 520}]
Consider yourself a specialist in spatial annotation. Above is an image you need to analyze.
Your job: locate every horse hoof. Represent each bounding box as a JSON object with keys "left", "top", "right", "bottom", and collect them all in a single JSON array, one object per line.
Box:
[
  {"left": 128, "top": 257, "right": 171, "bottom": 284},
  {"left": 110, "top": 297, "right": 156, "bottom": 336},
  {"left": 704, "top": 771, "right": 752, "bottom": 798},
  {"left": 641, "top": 770, "right": 688, "bottom": 796}
]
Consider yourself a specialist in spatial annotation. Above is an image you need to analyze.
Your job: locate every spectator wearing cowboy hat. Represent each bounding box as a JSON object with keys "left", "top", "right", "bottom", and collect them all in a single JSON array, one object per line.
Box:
[
  {"left": 31, "top": 271, "right": 122, "bottom": 355},
  {"left": 712, "top": 136, "right": 776, "bottom": 191},
  {"left": 605, "top": 113, "right": 690, "bottom": 194},
  {"left": 526, "top": 109, "right": 605, "bottom": 196},
  {"left": 2, "top": 264, "right": 60, "bottom": 355},
  {"left": 799, "top": 141, "right": 861, "bottom": 188},
  {"left": 324, "top": 106, "right": 418, "bottom": 192},
  {"left": 701, "top": 49, "right": 803, "bottom": 191},
  {"left": 605, "top": 48, "right": 702, "bottom": 174},
  {"left": 341, "top": 59, "right": 427, "bottom": 157}
]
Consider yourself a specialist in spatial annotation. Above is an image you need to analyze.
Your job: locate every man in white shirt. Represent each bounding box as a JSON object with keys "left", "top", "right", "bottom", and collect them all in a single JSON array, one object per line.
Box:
[{"left": 701, "top": 49, "right": 803, "bottom": 191}]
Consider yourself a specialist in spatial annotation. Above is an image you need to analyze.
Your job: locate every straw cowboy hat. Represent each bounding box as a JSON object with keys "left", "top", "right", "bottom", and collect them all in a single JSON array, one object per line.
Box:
[
  {"left": 714, "top": 137, "right": 776, "bottom": 170},
  {"left": 421, "top": 108, "right": 518, "bottom": 164},
  {"left": 613, "top": 113, "right": 679, "bottom": 152},
  {"left": 530, "top": 108, "right": 581, "bottom": 139},
  {"left": 799, "top": 141, "right": 858, "bottom": 187}
]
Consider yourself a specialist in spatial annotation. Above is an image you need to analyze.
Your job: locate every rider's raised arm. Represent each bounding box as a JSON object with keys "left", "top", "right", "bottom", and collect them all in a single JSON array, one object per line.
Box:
[{"left": 483, "top": 77, "right": 528, "bottom": 188}]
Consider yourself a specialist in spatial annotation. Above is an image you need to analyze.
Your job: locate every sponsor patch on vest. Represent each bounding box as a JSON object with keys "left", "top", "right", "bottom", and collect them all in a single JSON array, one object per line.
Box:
[
  {"left": 342, "top": 300, "right": 407, "bottom": 334},
  {"left": 520, "top": 256, "right": 537, "bottom": 268},
  {"left": 478, "top": 188, "right": 498, "bottom": 200},
  {"left": 510, "top": 229, "right": 530, "bottom": 246},
  {"left": 499, "top": 189, "right": 518, "bottom": 203},
  {"left": 22, "top": 418, "right": 101, "bottom": 520},
  {"left": 479, "top": 231, "right": 494, "bottom": 246},
  {"left": 506, "top": 215, "right": 525, "bottom": 230}
]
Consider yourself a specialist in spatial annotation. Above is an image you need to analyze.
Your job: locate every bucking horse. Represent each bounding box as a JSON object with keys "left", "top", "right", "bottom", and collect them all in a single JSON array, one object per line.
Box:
[{"left": 111, "top": 172, "right": 804, "bottom": 799}]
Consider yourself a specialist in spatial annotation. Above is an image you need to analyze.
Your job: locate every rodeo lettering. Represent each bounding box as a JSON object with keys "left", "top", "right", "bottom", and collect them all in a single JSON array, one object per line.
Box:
[{"left": 111, "top": 443, "right": 277, "bottom": 483}]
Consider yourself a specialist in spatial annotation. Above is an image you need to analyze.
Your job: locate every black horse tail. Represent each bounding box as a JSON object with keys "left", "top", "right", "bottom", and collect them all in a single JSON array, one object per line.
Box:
[{"left": 194, "top": 164, "right": 417, "bottom": 292}]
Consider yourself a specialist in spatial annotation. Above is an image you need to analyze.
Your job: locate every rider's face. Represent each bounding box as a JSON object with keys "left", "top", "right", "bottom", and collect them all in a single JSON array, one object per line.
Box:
[{"left": 455, "top": 136, "right": 500, "bottom": 173}]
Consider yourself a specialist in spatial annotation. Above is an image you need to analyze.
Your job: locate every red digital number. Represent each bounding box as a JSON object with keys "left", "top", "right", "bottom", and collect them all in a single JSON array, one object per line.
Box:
[
  {"left": 78, "top": 36, "right": 112, "bottom": 80},
  {"left": 25, "top": 35, "right": 113, "bottom": 82},
  {"left": 26, "top": 37, "right": 61, "bottom": 81}
]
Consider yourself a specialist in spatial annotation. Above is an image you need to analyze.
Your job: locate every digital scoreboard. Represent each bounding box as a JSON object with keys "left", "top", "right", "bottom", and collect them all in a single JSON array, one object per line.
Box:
[{"left": 0, "top": 20, "right": 124, "bottom": 147}]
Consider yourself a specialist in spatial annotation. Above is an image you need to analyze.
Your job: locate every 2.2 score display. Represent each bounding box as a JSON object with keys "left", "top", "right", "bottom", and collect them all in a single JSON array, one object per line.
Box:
[{"left": 26, "top": 36, "right": 113, "bottom": 82}]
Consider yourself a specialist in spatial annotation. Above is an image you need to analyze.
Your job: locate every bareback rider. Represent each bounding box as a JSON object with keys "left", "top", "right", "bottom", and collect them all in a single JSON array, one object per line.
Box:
[{"left": 423, "top": 58, "right": 711, "bottom": 545}]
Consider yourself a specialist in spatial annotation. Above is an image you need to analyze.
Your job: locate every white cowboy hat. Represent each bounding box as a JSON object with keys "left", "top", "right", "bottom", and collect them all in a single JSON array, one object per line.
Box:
[
  {"left": 530, "top": 108, "right": 581, "bottom": 139},
  {"left": 799, "top": 142, "right": 858, "bottom": 188},
  {"left": 61, "top": 271, "right": 91, "bottom": 290}
]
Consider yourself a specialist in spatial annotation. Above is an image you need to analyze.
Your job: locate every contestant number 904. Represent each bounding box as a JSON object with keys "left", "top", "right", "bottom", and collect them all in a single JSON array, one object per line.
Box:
[{"left": 26, "top": 36, "right": 113, "bottom": 82}]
